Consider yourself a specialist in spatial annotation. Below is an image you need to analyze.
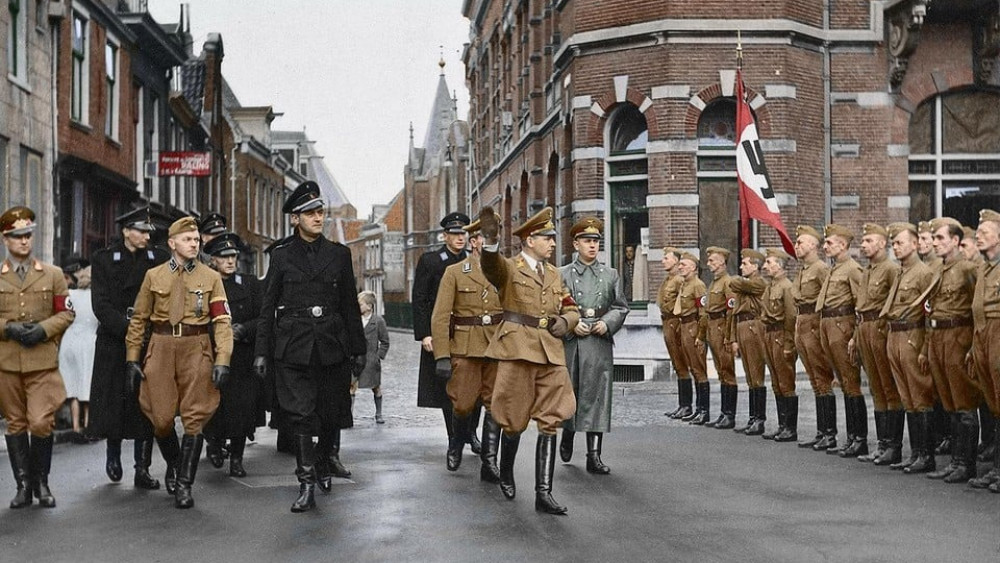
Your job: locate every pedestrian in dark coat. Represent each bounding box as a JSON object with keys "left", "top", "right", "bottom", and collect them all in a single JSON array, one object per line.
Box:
[
  {"left": 353, "top": 291, "right": 390, "bottom": 424},
  {"left": 86, "top": 208, "right": 168, "bottom": 491},
  {"left": 203, "top": 233, "right": 263, "bottom": 477}
]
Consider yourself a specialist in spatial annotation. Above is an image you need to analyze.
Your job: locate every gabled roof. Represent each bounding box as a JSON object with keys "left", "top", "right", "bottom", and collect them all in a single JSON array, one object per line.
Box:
[{"left": 272, "top": 130, "right": 351, "bottom": 208}]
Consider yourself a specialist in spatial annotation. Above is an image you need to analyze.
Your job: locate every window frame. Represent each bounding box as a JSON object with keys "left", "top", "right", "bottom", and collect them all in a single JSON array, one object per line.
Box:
[
  {"left": 104, "top": 36, "right": 120, "bottom": 139},
  {"left": 71, "top": 7, "right": 91, "bottom": 125},
  {"left": 8, "top": 0, "right": 29, "bottom": 85}
]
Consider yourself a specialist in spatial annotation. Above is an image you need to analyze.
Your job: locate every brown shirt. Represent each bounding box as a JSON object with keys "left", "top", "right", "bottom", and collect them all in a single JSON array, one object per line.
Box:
[
  {"left": 761, "top": 275, "right": 796, "bottom": 352},
  {"left": 793, "top": 258, "right": 829, "bottom": 307},
  {"left": 856, "top": 254, "right": 899, "bottom": 313},
  {"left": 707, "top": 272, "right": 733, "bottom": 314},
  {"left": 431, "top": 256, "right": 503, "bottom": 360},
  {"left": 881, "top": 254, "right": 934, "bottom": 321},
  {"left": 973, "top": 254, "right": 1000, "bottom": 327},
  {"left": 817, "top": 256, "right": 862, "bottom": 311},
  {"left": 927, "top": 255, "right": 977, "bottom": 320},
  {"left": 0, "top": 258, "right": 75, "bottom": 373},
  {"left": 656, "top": 272, "right": 682, "bottom": 319},
  {"left": 728, "top": 272, "right": 765, "bottom": 340},
  {"left": 676, "top": 275, "right": 708, "bottom": 341}
]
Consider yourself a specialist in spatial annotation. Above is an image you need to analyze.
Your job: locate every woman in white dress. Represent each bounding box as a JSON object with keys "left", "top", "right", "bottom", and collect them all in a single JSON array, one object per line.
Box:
[{"left": 59, "top": 265, "right": 98, "bottom": 440}]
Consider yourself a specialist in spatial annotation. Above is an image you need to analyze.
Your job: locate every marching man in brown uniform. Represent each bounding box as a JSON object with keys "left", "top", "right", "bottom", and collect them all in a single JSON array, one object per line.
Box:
[
  {"left": 477, "top": 206, "right": 580, "bottom": 515},
  {"left": 702, "top": 247, "right": 735, "bottom": 428},
  {"left": 814, "top": 224, "right": 863, "bottom": 455},
  {"left": 0, "top": 207, "right": 75, "bottom": 509},
  {"left": 969, "top": 209, "right": 1000, "bottom": 492},
  {"left": 729, "top": 249, "right": 767, "bottom": 435},
  {"left": 674, "top": 253, "right": 710, "bottom": 421},
  {"left": 792, "top": 225, "right": 833, "bottom": 449},
  {"left": 658, "top": 247, "right": 692, "bottom": 419},
  {"left": 881, "top": 222, "right": 936, "bottom": 473},
  {"left": 759, "top": 249, "right": 798, "bottom": 441},
  {"left": 126, "top": 216, "right": 233, "bottom": 508},
  {"left": 431, "top": 218, "right": 504, "bottom": 482},
  {"left": 849, "top": 224, "right": 902, "bottom": 464},
  {"left": 922, "top": 217, "right": 979, "bottom": 483}
]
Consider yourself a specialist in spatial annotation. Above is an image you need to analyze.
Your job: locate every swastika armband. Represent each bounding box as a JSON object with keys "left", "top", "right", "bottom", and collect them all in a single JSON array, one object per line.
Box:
[
  {"left": 209, "top": 299, "right": 231, "bottom": 319},
  {"left": 561, "top": 294, "right": 577, "bottom": 308},
  {"left": 54, "top": 295, "right": 74, "bottom": 313}
]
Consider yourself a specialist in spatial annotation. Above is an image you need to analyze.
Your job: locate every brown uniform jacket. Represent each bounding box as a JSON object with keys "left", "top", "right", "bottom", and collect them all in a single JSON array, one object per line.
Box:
[
  {"left": 706, "top": 272, "right": 733, "bottom": 314},
  {"left": 431, "top": 255, "right": 503, "bottom": 360},
  {"left": 676, "top": 276, "right": 708, "bottom": 341},
  {"left": 126, "top": 258, "right": 233, "bottom": 365},
  {"left": 728, "top": 272, "right": 765, "bottom": 341},
  {"left": 793, "top": 258, "right": 829, "bottom": 309},
  {"left": 856, "top": 254, "right": 899, "bottom": 314},
  {"left": 480, "top": 250, "right": 580, "bottom": 365},
  {"left": 761, "top": 275, "right": 796, "bottom": 353},
  {"left": 0, "top": 258, "right": 75, "bottom": 372},
  {"left": 881, "top": 254, "right": 934, "bottom": 321},
  {"left": 656, "top": 272, "right": 682, "bottom": 319},
  {"left": 927, "top": 255, "right": 977, "bottom": 320},
  {"left": 972, "top": 254, "right": 1000, "bottom": 328},
  {"left": 817, "top": 256, "right": 862, "bottom": 311}
]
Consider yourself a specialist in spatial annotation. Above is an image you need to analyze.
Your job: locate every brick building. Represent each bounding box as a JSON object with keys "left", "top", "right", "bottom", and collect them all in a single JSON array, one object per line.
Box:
[{"left": 459, "top": 0, "right": 1000, "bottom": 379}]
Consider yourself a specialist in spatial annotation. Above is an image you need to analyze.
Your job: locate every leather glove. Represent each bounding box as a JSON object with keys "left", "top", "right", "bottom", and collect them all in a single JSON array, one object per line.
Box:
[
  {"left": 352, "top": 354, "right": 367, "bottom": 376},
  {"left": 231, "top": 323, "right": 247, "bottom": 342},
  {"left": 4, "top": 322, "right": 28, "bottom": 343},
  {"left": 478, "top": 206, "right": 500, "bottom": 245},
  {"left": 547, "top": 316, "right": 569, "bottom": 338},
  {"left": 19, "top": 323, "right": 47, "bottom": 347},
  {"left": 253, "top": 356, "right": 268, "bottom": 380},
  {"left": 125, "top": 361, "right": 145, "bottom": 395},
  {"left": 435, "top": 358, "right": 452, "bottom": 380},
  {"left": 212, "top": 365, "right": 230, "bottom": 389}
]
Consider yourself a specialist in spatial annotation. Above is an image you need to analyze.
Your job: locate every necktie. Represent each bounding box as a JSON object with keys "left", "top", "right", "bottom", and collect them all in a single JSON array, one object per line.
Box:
[
  {"left": 168, "top": 269, "right": 186, "bottom": 325},
  {"left": 672, "top": 284, "right": 684, "bottom": 315},
  {"left": 536, "top": 261, "right": 545, "bottom": 281},
  {"left": 15, "top": 264, "right": 26, "bottom": 282}
]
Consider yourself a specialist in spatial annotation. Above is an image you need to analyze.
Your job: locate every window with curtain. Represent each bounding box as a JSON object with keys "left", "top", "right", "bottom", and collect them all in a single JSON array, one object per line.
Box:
[
  {"left": 606, "top": 103, "right": 649, "bottom": 303},
  {"left": 105, "top": 40, "right": 119, "bottom": 138}
]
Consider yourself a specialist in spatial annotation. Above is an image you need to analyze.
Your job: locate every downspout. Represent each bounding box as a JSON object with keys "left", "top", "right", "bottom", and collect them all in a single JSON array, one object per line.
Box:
[
  {"left": 229, "top": 140, "right": 238, "bottom": 230},
  {"left": 822, "top": 0, "right": 832, "bottom": 225},
  {"left": 49, "top": 16, "right": 60, "bottom": 263}
]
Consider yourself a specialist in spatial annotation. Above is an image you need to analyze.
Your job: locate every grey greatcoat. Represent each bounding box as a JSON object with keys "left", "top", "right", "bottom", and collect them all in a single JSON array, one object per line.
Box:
[{"left": 560, "top": 258, "right": 629, "bottom": 433}]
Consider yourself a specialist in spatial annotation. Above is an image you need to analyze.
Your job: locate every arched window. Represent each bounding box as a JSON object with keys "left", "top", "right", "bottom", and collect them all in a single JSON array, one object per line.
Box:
[
  {"left": 908, "top": 89, "right": 1000, "bottom": 226},
  {"left": 697, "top": 99, "right": 740, "bottom": 279},
  {"left": 606, "top": 103, "right": 649, "bottom": 303}
]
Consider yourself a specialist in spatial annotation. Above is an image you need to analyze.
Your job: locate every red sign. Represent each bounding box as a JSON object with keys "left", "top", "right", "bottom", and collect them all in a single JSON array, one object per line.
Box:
[{"left": 158, "top": 151, "right": 211, "bottom": 176}]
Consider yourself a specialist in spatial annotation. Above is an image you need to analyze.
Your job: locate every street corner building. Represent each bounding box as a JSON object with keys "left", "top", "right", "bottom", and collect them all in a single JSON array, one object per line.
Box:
[{"left": 457, "top": 0, "right": 1000, "bottom": 379}]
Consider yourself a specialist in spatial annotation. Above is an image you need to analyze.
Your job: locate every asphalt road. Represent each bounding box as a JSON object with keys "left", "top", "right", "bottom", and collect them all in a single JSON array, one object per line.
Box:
[{"left": 0, "top": 330, "right": 996, "bottom": 562}]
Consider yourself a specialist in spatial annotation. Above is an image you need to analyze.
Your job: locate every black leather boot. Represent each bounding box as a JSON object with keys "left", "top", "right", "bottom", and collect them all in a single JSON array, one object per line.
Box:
[
  {"left": 328, "top": 428, "right": 351, "bottom": 478},
  {"left": 840, "top": 395, "right": 869, "bottom": 458},
  {"left": 448, "top": 413, "right": 468, "bottom": 472},
  {"left": 535, "top": 434, "right": 567, "bottom": 515},
  {"left": 814, "top": 395, "right": 838, "bottom": 451},
  {"left": 706, "top": 385, "right": 727, "bottom": 428},
  {"left": 775, "top": 395, "right": 798, "bottom": 442},
  {"left": 680, "top": 381, "right": 702, "bottom": 422},
  {"left": 969, "top": 418, "right": 1000, "bottom": 489},
  {"left": 928, "top": 412, "right": 961, "bottom": 479},
  {"left": 859, "top": 410, "right": 886, "bottom": 462},
  {"left": 931, "top": 401, "right": 951, "bottom": 455},
  {"left": 133, "top": 439, "right": 161, "bottom": 490},
  {"left": 468, "top": 404, "right": 483, "bottom": 455},
  {"left": 291, "top": 434, "right": 316, "bottom": 513},
  {"left": 156, "top": 432, "right": 181, "bottom": 496},
  {"left": 5, "top": 433, "right": 32, "bottom": 508},
  {"left": 668, "top": 378, "right": 693, "bottom": 417},
  {"left": 904, "top": 411, "right": 935, "bottom": 474},
  {"left": 585, "top": 432, "right": 610, "bottom": 474},
  {"left": 978, "top": 406, "right": 995, "bottom": 462},
  {"left": 689, "top": 382, "right": 710, "bottom": 425},
  {"left": 498, "top": 431, "right": 520, "bottom": 500},
  {"left": 206, "top": 436, "right": 226, "bottom": 469},
  {"left": 374, "top": 395, "right": 385, "bottom": 424},
  {"left": 828, "top": 395, "right": 852, "bottom": 455},
  {"left": 890, "top": 412, "right": 919, "bottom": 470},
  {"left": 480, "top": 412, "right": 501, "bottom": 483},
  {"left": 875, "top": 409, "right": 905, "bottom": 466},
  {"left": 29, "top": 435, "right": 56, "bottom": 508},
  {"left": 734, "top": 386, "right": 753, "bottom": 433},
  {"left": 314, "top": 432, "right": 332, "bottom": 493},
  {"left": 105, "top": 438, "right": 123, "bottom": 482},
  {"left": 559, "top": 429, "right": 574, "bottom": 463},
  {"left": 799, "top": 396, "right": 824, "bottom": 448},
  {"left": 763, "top": 395, "right": 785, "bottom": 440},
  {"left": 746, "top": 388, "right": 766, "bottom": 436},
  {"left": 174, "top": 434, "right": 202, "bottom": 509},
  {"left": 944, "top": 411, "right": 978, "bottom": 484},
  {"left": 229, "top": 438, "right": 247, "bottom": 478},
  {"left": 715, "top": 384, "right": 737, "bottom": 430}
]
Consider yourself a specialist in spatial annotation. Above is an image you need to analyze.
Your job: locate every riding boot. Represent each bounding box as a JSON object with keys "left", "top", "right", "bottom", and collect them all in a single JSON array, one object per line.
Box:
[
  {"left": 944, "top": 411, "right": 979, "bottom": 483},
  {"left": 328, "top": 428, "right": 351, "bottom": 478},
  {"left": 969, "top": 418, "right": 1000, "bottom": 489},
  {"left": 374, "top": 395, "right": 385, "bottom": 424},
  {"left": 156, "top": 431, "right": 181, "bottom": 495},
  {"left": 448, "top": 413, "right": 468, "bottom": 472},
  {"left": 206, "top": 436, "right": 226, "bottom": 469},
  {"left": 314, "top": 432, "right": 332, "bottom": 493},
  {"left": 480, "top": 412, "right": 501, "bottom": 483},
  {"left": 680, "top": 382, "right": 702, "bottom": 422},
  {"left": 105, "top": 438, "right": 123, "bottom": 482},
  {"left": 670, "top": 378, "right": 693, "bottom": 419},
  {"left": 928, "top": 413, "right": 961, "bottom": 479},
  {"left": 5, "top": 433, "right": 32, "bottom": 508},
  {"left": 875, "top": 409, "right": 905, "bottom": 466},
  {"left": 840, "top": 395, "right": 869, "bottom": 458},
  {"left": 799, "top": 395, "right": 825, "bottom": 448},
  {"left": 133, "top": 439, "right": 161, "bottom": 490},
  {"left": 585, "top": 432, "right": 611, "bottom": 474},
  {"left": 775, "top": 396, "right": 799, "bottom": 442},
  {"left": 290, "top": 434, "right": 316, "bottom": 513},
  {"left": 706, "top": 385, "right": 726, "bottom": 428},
  {"left": 228, "top": 438, "right": 247, "bottom": 477},
  {"left": 734, "top": 386, "right": 753, "bottom": 433},
  {"left": 904, "top": 411, "right": 935, "bottom": 474},
  {"left": 174, "top": 434, "right": 203, "bottom": 509},
  {"left": 468, "top": 404, "right": 483, "bottom": 455},
  {"left": 859, "top": 410, "right": 886, "bottom": 462},
  {"left": 814, "top": 395, "right": 838, "bottom": 451},
  {"left": 498, "top": 431, "right": 520, "bottom": 500},
  {"left": 828, "top": 395, "right": 853, "bottom": 455},
  {"left": 931, "top": 401, "right": 950, "bottom": 455},
  {"left": 689, "top": 382, "right": 710, "bottom": 425},
  {"left": 718, "top": 384, "right": 737, "bottom": 429},
  {"left": 890, "top": 412, "right": 919, "bottom": 470},
  {"left": 559, "top": 429, "right": 574, "bottom": 463},
  {"left": 978, "top": 406, "right": 995, "bottom": 462},
  {"left": 534, "top": 434, "right": 567, "bottom": 515},
  {"left": 27, "top": 435, "right": 55, "bottom": 508},
  {"left": 763, "top": 395, "right": 785, "bottom": 440},
  {"left": 746, "top": 388, "right": 766, "bottom": 436}
]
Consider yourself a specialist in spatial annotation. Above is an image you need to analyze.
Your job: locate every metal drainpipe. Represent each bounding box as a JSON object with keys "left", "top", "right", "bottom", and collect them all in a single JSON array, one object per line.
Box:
[
  {"left": 823, "top": 0, "right": 833, "bottom": 225},
  {"left": 50, "top": 19, "right": 60, "bottom": 263},
  {"left": 229, "top": 142, "right": 238, "bottom": 228}
]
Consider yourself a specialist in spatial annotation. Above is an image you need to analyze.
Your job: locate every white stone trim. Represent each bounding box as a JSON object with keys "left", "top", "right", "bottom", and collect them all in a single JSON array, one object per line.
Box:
[
  {"left": 570, "top": 199, "right": 607, "bottom": 213},
  {"left": 614, "top": 75, "right": 629, "bottom": 103},
  {"left": 647, "top": 248, "right": 664, "bottom": 262},
  {"left": 832, "top": 144, "right": 861, "bottom": 158},
  {"left": 647, "top": 139, "right": 699, "bottom": 153},
  {"left": 775, "top": 192, "right": 798, "bottom": 207},
  {"left": 887, "top": 195, "right": 911, "bottom": 208},
  {"left": 765, "top": 84, "right": 797, "bottom": 99},
  {"left": 750, "top": 95, "right": 766, "bottom": 110},
  {"left": 856, "top": 92, "right": 893, "bottom": 107},
  {"left": 719, "top": 70, "right": 736, "bottom": 97},
  {"left": 638, "top": 97, "right": 653, "bottom": 114},
  {"left": 590, "top": 102, "right": 606, "bottom": 118},
  {"left": 760, "top": 139, "right": 796, "bottom": 153},
  {"left": 887, "top": 144, "right": 910, "bottom": 157},
  {"left": 651, "top": 85, "right": 690, "bottom": 99},
  {"left": 571, "top": 147, "right": 605, "bottom": 161},
  {"left": 831, "top": 195, "right": 860, "bottom": 209},
  {"left": 688, "top": 95, "right": 706, "bottom": 111},
  {"left": 572, "top": 95, "right": 592, "bottom": 110},
  {"left": 648, "top": 194, "right": 700, "bottom": 207}
]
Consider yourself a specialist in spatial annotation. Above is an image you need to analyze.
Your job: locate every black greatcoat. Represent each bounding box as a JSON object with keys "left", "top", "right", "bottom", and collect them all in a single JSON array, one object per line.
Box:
[
  {"left": 411, "top": 245, "right": 467, "bottom": 408},
  {"left": 86, "top": 240, "right": 168, "bottom": 440},
  {"left": 204, "top": 273, "right": 264, "bottom": 438},
  {"left": 255, "top": 236, "right": 366, "bottom": 434}
]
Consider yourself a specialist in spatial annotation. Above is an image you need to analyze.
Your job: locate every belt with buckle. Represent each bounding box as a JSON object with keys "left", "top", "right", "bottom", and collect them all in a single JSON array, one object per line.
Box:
[
  {"left": 502, "top": 311, "right": 550, "bottom": 329},
  {"left": 152, "top": 322, "right": 211, "bottom": 337},
  {"left": 764, "top": 322, "right": 784, "bottom": 333},
  {"left": 451, "top": 313, "right": 503, "bottom": 327},
  {"left": 581, "top": 307, "right": 605, "bottom": 319},
  {"left": 888, "top": 318, "right": 924, "bottom": 332},
  {"left": 734, "top": 311, "right": 756, "bottom": 324},
  {"left": 797, "top": 303, "right": 816, "bottom": 315},
  {"left": 679, "top": 312, "right": 699, "bottom": 324},
  {"left": 856, "top": 310, "right": 880, "bottom": 323},
  {"left": 928, "top": 316, "right": 973, "bottom": 330},
  {"left": 821, "top": 305, "right": 855, "bottom": 319},
  {"left": 708, "top": 310, "right": 728, "bottom": 320},
  {"left": 279, "top": 306, "right": 329, "bottom": 319}
]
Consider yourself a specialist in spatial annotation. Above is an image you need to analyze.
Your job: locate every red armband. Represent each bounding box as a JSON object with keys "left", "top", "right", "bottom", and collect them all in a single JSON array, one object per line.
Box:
[
  {"left": 54, "top": 295, "right": 74, "bottom": 313},
  {"left": 697, "top": 296, "right": 707, "bottom": 309},
  {"left": 561, "top": 295, "right": 577, "bottom": 308},
  {"left": 209, "top": 300, "right": 231, "bottom": 318},
  {"left": 726, "top": 297, "right": 736, "bottom": 310}
]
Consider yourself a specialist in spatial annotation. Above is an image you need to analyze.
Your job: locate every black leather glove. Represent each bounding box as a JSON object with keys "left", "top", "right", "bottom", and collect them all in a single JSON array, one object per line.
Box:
[
  {"left": 435, "top": 358, "right": 452, "bottom": 380},
  {"left": 352, "top": 354, "right": 367, "bottom": 375},
  {"left": 4, "top": 322, "right": 28, "bottom": 343},
  {"left": 253, "top": 356, "right": 268, "bottom": 380},
  {"left": 19, "top": 323, "right": 47, "bottom": 347},
  {"left": 478, "top": 206, "right": 500, "bottom": 245},
  {"left": 547, "top": 316, "right": 569, "bottom": 338},
  {"left": 125, "top": 361, "right": 145, "bottom": 394},
  {"left": 212, "top": 365, "right": 230, "bottom": 389},
  {"left": 231, "top": 323, "right": 247, "bottom": 342}
]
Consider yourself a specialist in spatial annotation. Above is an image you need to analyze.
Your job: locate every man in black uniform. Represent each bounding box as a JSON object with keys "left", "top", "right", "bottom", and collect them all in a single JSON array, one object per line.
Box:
[
  {"left": 203, "top": 233, "right": 264, "bottom": 477},
  {"left": 199, "top": 212, "right": 231, "bottom": 465},
  {"left": 412, "top": 212, "right": 483, "bottom": 469},
  {"left": 86, "top": 208, "right": 171, "bottom": 491},
  {"left": 254, "top": 181, "right": 367, "bottom": 513}
]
